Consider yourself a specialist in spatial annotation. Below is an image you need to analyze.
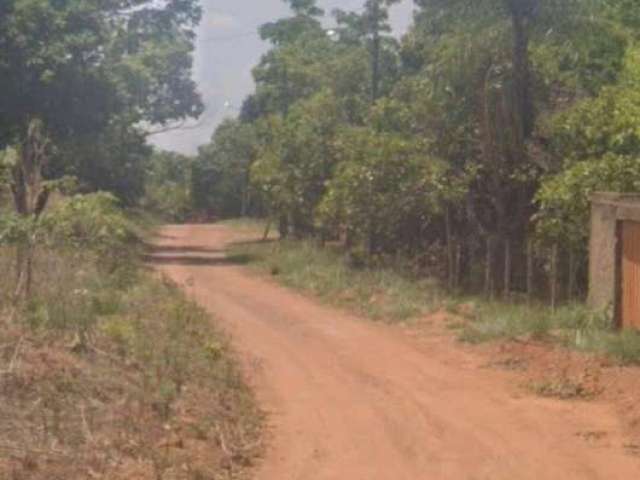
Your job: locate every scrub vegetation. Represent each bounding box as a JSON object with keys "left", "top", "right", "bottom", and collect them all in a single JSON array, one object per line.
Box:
[
  {"left": 0, "top": 1, "right": 262, "bottom": 478},
  {"left": 0, "top": 196, "right": 262, "bottom": 479},
  {"left": 183, "top": 0, "right": 640, "bottom": 309},
  {"left": 4, "top": 0, "right": 640, "bottom": 475}
]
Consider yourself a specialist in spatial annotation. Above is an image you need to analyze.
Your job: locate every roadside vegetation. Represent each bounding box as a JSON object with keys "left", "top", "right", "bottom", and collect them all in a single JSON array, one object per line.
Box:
[
  {"left": 189, "top": 1, "right": 640, "bottom": 369},
  {"left": 0, "top": 2, "right": 267, "bottom": 478},
  {"left": 0, "top": 196, "right": 262, "bottom": 479},
  {"left": 233, "top": 238, "right": 441, "bottom": 321},
  {"left": 175, "top": 0, "right": 640, "bottom": 318},
  {"left": 233, "top": 233, "right": 640, "bottom": 367},
  {"left": 452, "top": 301, "right": 640, "bottom": 365}
]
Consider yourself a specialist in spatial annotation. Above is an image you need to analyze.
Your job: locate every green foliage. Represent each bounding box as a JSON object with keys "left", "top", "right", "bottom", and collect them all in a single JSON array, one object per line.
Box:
[
  {"left": 251, "top": 91, "right": 346, "bottom": 232},
  {"left": 0, "top": 235, "right": 262, "bottom": 478},
  {"left": 231, "top": 238, "right": 441, "bottom": 321},
  {"left": 44, "top": 193, "right": 139, "bottom": 254},
  {"left": 457, "top": 300, "right": 640, "bottom": 365},
  {"left": 536, "top": 155, "right": 640, "bottom": 244},
  {"left": 318, "top": 127, "right": 457, "bottom": 251},
  {"left": 0, "top": 193, "right": 139, "bottom": 262},
  {"left": 194, "top": 119, "right": 259, "bottom": 218},
  {"left": 536, "top": 48, "right": 640, "bottom": 245},
  {"left": 1, "top": 0, "right": 202, "bottom": 144},
  {"left": 0, "top": 0, "right": 203, "bottom": 212},
  {"left": 142, "top": 151, "right": 194, "bottom": 222},
  {"left": 204, "top": 0, "right": 640, "bottom": 299}
]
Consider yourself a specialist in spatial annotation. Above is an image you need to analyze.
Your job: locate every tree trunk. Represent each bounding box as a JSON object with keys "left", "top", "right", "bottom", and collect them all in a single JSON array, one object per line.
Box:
[
  {"left": 503, "top": 237, "right": 512, "bottom": 300},
  {"left": 13, "top": 242, "right": 34, "bottom": 302},
  {"left": 455, "top": 242, "right": 462, "bottom": 291},
  {"left": 510, "top": 2, "right": 534, "bottom": 143},
  {"left": 278, "top": 215, "right": 289, "bottom": 239},
  {"left": 370, "top": 0, "right": 381, "bottom": 104},
  {"left": 526, "top": 238, "right": 534, "bottom": 303},
  {"left": 367, "top": 225, "right": 376, "bottom": 258},
  {"left": 262, "top": 219, "right": 272, "bottom": 242},
  {"left": 568, "top": 249, "right": 576, "bottom": 300},
  {"left": 445, "top": 207, "right": 455, "bottom": 292},
  {"left": 550, "top": 243, "right": 559, "bottom": 311},
  {"left": 10, "top": 120, "right": 51, "bottom": 303},
  {"left": 485, "top": 236, "right": 495, "bottom": 298}
]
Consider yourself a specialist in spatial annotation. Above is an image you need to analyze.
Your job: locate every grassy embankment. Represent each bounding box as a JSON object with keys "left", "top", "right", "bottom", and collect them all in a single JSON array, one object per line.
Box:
[
  {"left": 229, "top": 222, "right": 640, "bottom": 366},
  {"left": 0, "top": 202, "right": 262, "bottom": 480}
]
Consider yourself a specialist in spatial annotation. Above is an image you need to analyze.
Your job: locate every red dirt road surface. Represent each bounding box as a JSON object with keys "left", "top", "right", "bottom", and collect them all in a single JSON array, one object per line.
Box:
[{"left": 151, "top": 224, "right": 640, "bottom": 480}]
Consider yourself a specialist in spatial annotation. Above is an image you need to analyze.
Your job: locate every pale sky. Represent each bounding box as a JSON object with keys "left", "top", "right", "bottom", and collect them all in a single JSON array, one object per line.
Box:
[{"left": 151, "top": 0, "right": 415, "bottom": 155}]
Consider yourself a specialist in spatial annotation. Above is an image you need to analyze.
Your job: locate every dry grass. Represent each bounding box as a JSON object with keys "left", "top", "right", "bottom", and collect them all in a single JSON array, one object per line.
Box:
[
  {"left": 453, "top": 300, "right": 640, "bottom": 366},
  {"left": 230, "top": 239, "right": 441, "bottom": 322},
  {"left": 0, "top": 246, "right": 262, "bottom": 480}
]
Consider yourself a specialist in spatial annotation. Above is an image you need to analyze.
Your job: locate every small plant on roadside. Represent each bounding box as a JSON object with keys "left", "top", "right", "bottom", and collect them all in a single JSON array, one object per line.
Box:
[{"left": 528, "top": 378, "right": 593, "bottom": 400}]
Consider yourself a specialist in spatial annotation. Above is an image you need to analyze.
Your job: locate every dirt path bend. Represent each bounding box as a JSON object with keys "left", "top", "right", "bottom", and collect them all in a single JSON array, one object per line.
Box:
[{"left": 151, "top": 224, "right": 640, "bottom": 480}]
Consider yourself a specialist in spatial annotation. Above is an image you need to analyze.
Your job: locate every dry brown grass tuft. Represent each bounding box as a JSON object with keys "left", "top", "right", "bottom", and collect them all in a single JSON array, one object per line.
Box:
[{"left": 0, "top": 247, "right": 263, "bottom": 480}]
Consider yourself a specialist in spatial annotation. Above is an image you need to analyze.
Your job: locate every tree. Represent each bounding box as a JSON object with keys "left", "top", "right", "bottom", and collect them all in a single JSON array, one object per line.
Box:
[
  {"left": 0, "top": 0, "right": 203, "bottom": 217},
  {"left": 194, "top": 120, "right": 260, "bottom": 219},
  {"left": 0, "top": 0, "right": 203, "bottom": 298},
  {"left": 251, "top": 91, "right": 347, "bottom": 237},
  {"left": 203, "top": 0, "right": 640, "bottom": 304},
  {"left": 143, "top": 150, "right": 194, "bottom": 222},
  {"left": 334, "top": 0, "right": 401, "bottom": 103}
]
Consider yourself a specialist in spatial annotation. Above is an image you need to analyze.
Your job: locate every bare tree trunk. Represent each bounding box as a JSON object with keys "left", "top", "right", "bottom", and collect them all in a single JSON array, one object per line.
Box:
[
  {"left": 366, "top": 226, "right": 376, "bottom": 258},
  {"left": 485, "top": 236, "right": 495, "bottom": 298},
  {"left": 445, "top": 207, "right": 455, "bottom": 292},
  {"left": 13, "top": 242, "right": 34, "bottom": 303},
  {"left": 509, "top": 2, "right": 534, "bottom": 142},
  {"left": 526, "top": 238, "right": 534, "bottom": 304},
  {"left": 455, "top": 242, "right": 462, "bottom": 291},
  {"left": 262, "top": 219, "right": 272, "bottom": 242},
  {"left": 503, "top": 237, "right": 512, "bottom": 300},
  {"left": 568, "top": 249, "right": 576, "bottom": 300},
  {"left": 240, "top": 190, "right": 248, "bottom": 218},
  {"left": 278, "top": 215, "right": 288, "bottom": 240},
  {"left": 550, "top": 243, "right": 559, "bottom": 312},
  {"left": 10, "top": 120, "right": 51, "bottom": 303},
  {"left": 370, "top": 0, "right": 381, "bottom": 103}
]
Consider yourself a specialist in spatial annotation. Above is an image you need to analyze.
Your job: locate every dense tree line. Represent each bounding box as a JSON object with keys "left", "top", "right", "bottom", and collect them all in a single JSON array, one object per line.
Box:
[
  {"left": 194, "top": 0, "right": 640, "bottom": 302},
  {"left": 0, "top": 0, "right": 202, "bottom": 297}
]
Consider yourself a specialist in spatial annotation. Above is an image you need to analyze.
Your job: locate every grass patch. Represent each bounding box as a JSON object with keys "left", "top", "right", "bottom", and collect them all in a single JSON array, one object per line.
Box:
[
  {"left": 456, "top": 301, "right": 554, "bottom": 344},
  {"left": 0, "top": 244, "right": 262, "bottom": 479},
  {"left": 230, "top": 239, "right": 441, "bottom": 322},
  {"left": 455, "top": 300, "right": 640, "bottom": 365},
  {"left": 228, "top": 226, "right": 640, "bottom": 366}
]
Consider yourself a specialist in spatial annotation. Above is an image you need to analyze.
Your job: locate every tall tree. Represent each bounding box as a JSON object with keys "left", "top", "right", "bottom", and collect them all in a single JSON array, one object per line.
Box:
[
  {"left": 0, "top": 0, "right": 203, "bottom": 217},
  {"left": 0, "top": 0, "right": 203, "bottom": 298},
  {"left": 334, "top": 0, "right": 401, "bottom": 103}
]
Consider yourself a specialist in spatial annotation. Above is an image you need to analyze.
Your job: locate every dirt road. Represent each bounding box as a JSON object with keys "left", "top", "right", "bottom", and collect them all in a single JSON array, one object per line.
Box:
[{"left": 151, "top": 224, "right": 640, "bottom": 480}]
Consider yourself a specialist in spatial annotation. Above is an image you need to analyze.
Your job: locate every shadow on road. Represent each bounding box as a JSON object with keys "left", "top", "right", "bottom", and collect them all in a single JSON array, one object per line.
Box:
[
  {"left": 144, "top": 251, "right": 257, "bottom": 267},
  {"left": 146, "top": 244, "right": 225, "bottom": 255}
]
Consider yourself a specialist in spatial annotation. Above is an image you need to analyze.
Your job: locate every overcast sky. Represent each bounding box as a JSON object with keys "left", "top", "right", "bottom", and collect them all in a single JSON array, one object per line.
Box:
[{"left": 151, "top": 0, "right": 415, "bottom": 155}]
